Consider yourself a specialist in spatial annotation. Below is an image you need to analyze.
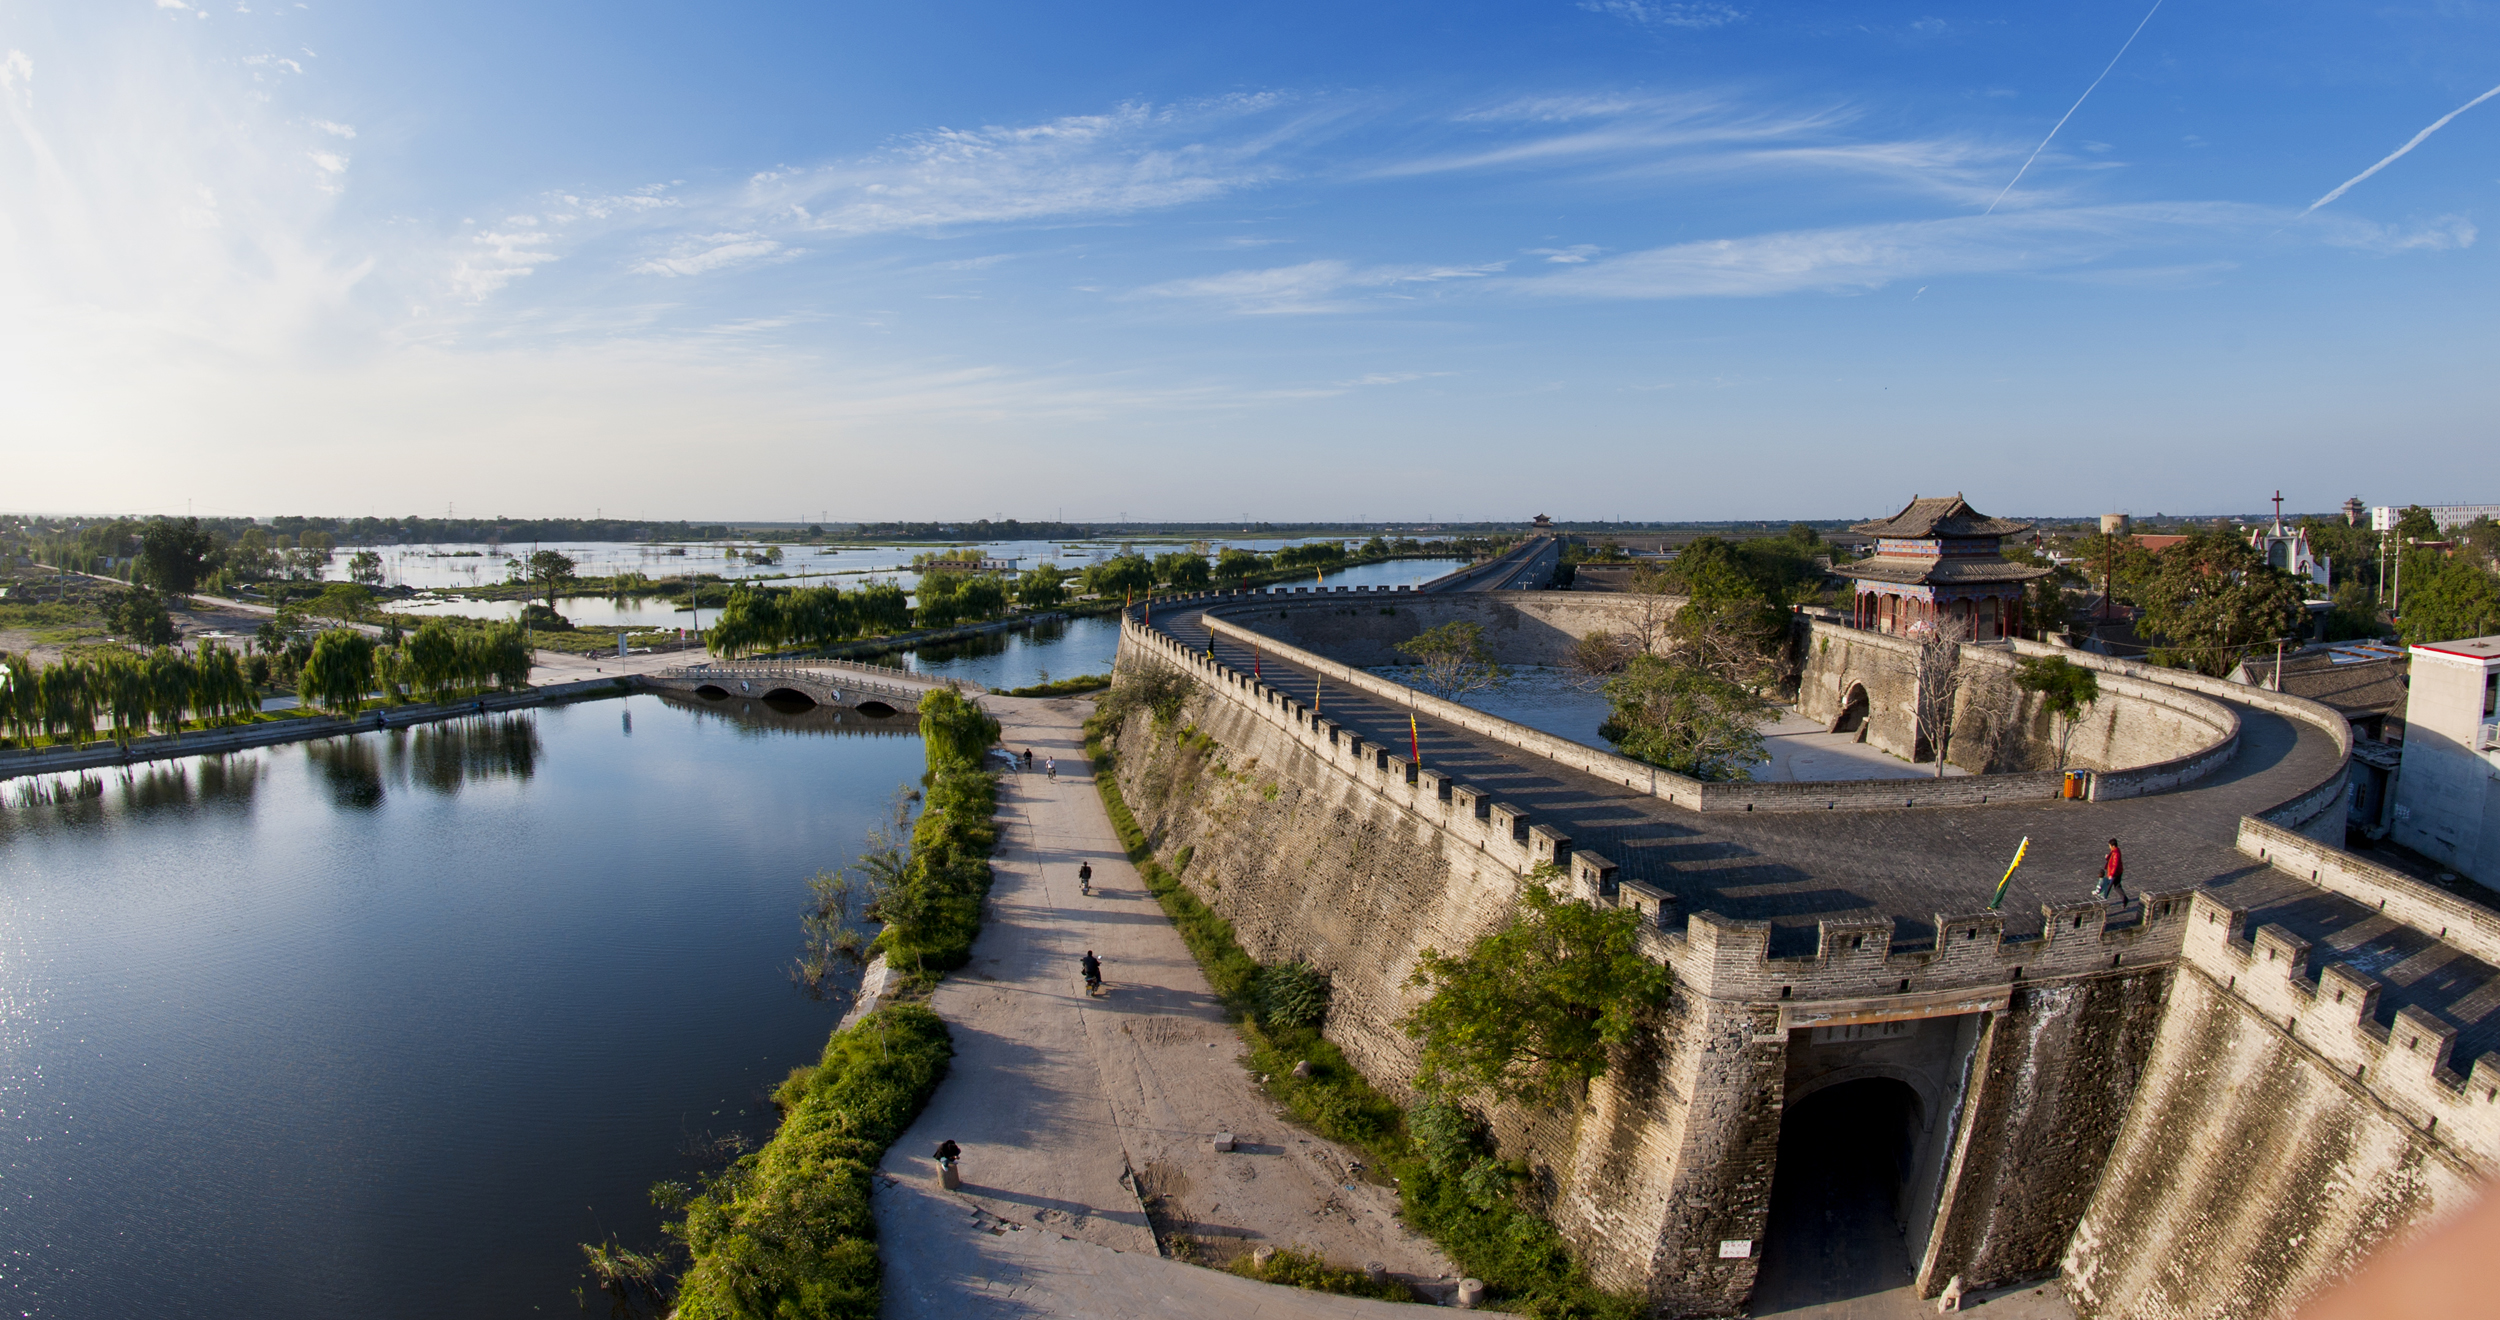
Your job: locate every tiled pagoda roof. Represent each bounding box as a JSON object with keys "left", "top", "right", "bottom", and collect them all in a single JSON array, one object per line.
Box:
[
  {"left": 1835, "top": 558, "right": 2053, "bottom": 586},
  {"left": 1851, "top": 494, "right": 2033, "bottom": 539}
]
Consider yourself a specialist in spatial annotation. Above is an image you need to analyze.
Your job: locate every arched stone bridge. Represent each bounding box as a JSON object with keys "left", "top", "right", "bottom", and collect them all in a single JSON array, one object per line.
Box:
[{"left": 639, "top": 661, "right": 974, "bottom": 716}]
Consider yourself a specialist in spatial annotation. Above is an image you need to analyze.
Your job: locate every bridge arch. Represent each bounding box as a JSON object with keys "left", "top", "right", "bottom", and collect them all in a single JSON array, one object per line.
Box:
[
  {"left": 760, "top": 687, "right": 817, "bottom": 707},
  {"left": 692, "top": 684, "right": 730, "bottom": 699},
  {"left": 854, "top": 700, "right": 899, "bottom": 718}
]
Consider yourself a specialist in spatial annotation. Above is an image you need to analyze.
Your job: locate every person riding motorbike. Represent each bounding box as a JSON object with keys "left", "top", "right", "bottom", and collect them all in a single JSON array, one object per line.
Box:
[{"left": 1079, "top": 950, "right": 1103, "bottom": 996}]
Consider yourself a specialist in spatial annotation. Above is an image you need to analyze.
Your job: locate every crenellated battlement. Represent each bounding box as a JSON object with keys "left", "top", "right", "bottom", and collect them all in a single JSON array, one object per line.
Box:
[
  {"left": 1119, "top": 606, "right": 2202, "bottom": 1007},
  {"left": 2181, "top": 890, "right": 2500, "bottom": 1165}
]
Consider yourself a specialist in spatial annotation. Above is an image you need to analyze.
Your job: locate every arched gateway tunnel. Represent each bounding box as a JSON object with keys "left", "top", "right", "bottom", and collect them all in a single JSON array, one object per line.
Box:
[{"left": 1103, "top": 575, "right": 2500, "bottom": 1319}]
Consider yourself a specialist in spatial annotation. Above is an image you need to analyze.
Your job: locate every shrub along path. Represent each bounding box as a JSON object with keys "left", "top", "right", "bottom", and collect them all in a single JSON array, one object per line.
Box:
[{"left": 875, "top": 694, "right": 1454, "bottom": 1318}]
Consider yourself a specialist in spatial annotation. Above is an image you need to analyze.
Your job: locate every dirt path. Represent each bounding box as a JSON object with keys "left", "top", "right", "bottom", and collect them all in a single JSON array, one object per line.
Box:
[{"left": 875, "top": 695, "right": 1456, "bottom": 1317}]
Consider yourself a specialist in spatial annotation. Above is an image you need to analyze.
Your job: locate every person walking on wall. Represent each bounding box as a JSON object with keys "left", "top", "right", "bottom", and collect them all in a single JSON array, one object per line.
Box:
[
  {"left": 1045, "top": 756, "right": 1057, "bottom": 781},
  {"left": 2097, "top": 838, "right": 2129, "bottom": 904}
]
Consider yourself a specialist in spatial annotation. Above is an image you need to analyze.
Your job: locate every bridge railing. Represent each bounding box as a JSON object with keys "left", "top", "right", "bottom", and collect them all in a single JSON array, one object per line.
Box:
[
  {"left": 679, "top": 658, "right": 985, "bottom": 694},
  {"left": 648, "top": 666, "right": 939, "bottom": 708}
]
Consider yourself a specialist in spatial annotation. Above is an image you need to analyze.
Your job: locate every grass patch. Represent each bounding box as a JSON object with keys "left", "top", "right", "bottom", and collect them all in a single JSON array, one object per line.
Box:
[
  {"left": 654, "top": 693, "right": 1002, "bottom": 1318},
  {"left": 1000, "top": 673, "right": 1111, "bottom": 697},
  {"left": 657, "top": 1003, "right": 954, "bottom": 1320},
  {"left": 1229, "top": 1248, "right": 1420, "bottom": 1303},
  {"left": 1084, "top": 710, "right": 1640, "bottom": 1320}
]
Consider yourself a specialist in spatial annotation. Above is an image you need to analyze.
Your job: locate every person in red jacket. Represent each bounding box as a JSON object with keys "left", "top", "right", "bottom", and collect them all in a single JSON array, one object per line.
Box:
[{"left": 2097, "top": 838, "right": 2129, "bottom": 904}]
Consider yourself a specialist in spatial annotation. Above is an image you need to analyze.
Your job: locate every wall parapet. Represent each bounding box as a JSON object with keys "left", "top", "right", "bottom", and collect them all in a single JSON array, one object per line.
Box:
[
  {"left": 2003, "top": 636, "right": 2352, "bottom": 832},
  {"left": 1118, "top": 606, "right": 2203, "bottom": 1003},
  {"left": 2182, "top": 890, "right": 2500, "bottom": 1170},
  {"left": 1168, "top": 600, "right": 2093, "bottom": 814},
  {"left": 1798, "top": 619, "right": 2242, "bottom": 803}
]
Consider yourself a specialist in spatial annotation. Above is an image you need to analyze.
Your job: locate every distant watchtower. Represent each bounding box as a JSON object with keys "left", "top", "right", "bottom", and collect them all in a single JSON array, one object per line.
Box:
[
  {"left": 1838, "top": 494, "right": 2049, "bottom": 640},
  {"left": 1532, "top": 513, "right": 1555, "bottom": 532}
]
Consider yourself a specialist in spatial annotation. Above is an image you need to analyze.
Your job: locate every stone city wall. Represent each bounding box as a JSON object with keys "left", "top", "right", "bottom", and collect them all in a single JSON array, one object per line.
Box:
[
  {"left": 1111, "top": 608, "right": 2218, "bottom": 1312},
  {"left": 1794, "top": 621, "right": 2242, "bottom": 800},
  {"left": 2062, "top": 890, "right": 2498, "bottom": 1319}
]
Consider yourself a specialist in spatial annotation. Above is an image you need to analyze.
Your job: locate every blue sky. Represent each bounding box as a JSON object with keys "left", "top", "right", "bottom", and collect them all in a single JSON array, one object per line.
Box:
[{"left": 2, "top": 1, "right": 2494, "bottom": 522}]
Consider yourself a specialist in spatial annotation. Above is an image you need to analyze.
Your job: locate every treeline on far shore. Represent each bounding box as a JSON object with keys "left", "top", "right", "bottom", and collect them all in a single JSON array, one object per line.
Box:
[{"left": 702, "top": 536, "right": 1500, "bottom": 659}]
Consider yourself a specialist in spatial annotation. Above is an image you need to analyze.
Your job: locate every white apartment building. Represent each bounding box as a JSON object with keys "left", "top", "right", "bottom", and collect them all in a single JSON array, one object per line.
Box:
[{"left": 2394, "top": 634, "right": 2500, "bottom": 884}]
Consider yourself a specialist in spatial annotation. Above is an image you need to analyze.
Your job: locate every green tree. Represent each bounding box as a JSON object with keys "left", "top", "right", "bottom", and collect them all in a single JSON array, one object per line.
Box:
[
  {"left": 407, "top": 619, "right": 462, "bottom": 702},
  {"left": 1082, "top": 553, "right": 1155, "bottom": 598},
  {"left": 953, "top": 575, "right": 1008, "bottom": 622},
  {"left": 299, "top": 628, "right": 377, "bottom": 716},
  {"left": 1361, "top": 535, "right": 1389, "bottom": 558},
  {"left": 1599, "top": 656, "right": 1770, "bottom": 780},
  {"left": 1014, "top": 565, "right": 1068, "bottom": 609},
  {"left": 347, "top": 549, "right": 385, "bottom": 587},
  {"left": 916, "top": 687, "right": 999, "bottom": 768},
  {"left": 913, "top": 572, "right": 963, "bottom": 628},
  {"left": 2458, "top": 516, "right": 2500, "bottom": 571},
  {"left": 525, "top": 549, "right": 577, "bottom": 609},
  {"left": 2394, "top": 505, "right": 2441, "bottom": 543},
  {"left": 2133, "top": 531, "right": 2308, "bottom": 677},
  {"left": 1396, "top": 620, "right": 1504, "bottom": 700},
  {"left": 136, "top": 517, "right": 218, "bottom": 597},
  {"left": 1402, "top": 867, "right": 1673, "bottom": 1108},
  {"left": 1655, "top": 538, "right": 1790, "bottom": 686},
  {"left": 2396, "top": 553, "right": 2500, "bottom": 645},
  {"left": 110, "top": 589, "right": 176, "bottom": 646},
  {"left": 2011, "top": 654, "right": 2101, "bottom": 770},
  {"left": 309, "top": 582, "right": 374, "bottom": 625},
  {"left": 1213, "top": 547, "right": 1267, "bottom": 583},
  {"left": 1152, "top": 551, "right": 1211, "bottom": 589},
  {"left": 1274, "top": 542, "right": 1347, "bottom": 572}
]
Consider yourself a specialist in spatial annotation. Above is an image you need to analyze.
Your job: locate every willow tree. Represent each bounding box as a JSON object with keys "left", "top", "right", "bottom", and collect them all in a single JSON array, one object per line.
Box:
[
  {"left": 300, "top": 629, "right": 378, "bottom": 716},
  {"left": 916, "top": 688, "right": 999, "bottom": 769}
]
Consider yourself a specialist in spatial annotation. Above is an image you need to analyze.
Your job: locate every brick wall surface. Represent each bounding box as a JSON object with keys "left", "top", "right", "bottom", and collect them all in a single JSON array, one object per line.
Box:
[
  {"left": 2062, "top": 964, "right": 2483, "bottom": 1319},
  {"left": 1916, "top": 972, "right": 2171, "bottom": 1295}
]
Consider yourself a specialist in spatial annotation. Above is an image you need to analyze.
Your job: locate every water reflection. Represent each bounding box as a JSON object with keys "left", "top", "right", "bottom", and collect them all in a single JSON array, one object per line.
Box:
[
  {"left": 392, "top": 715, "right": 544, "bottom": 796},
  {"left": 655, "top": 689, "right": 920, "bottom": 738},
  {"left": 306, "top": 737, "right": 386, "bottom": 810},
  {"left": 0, "top": 754, "right": 266, "bottom": 837}
]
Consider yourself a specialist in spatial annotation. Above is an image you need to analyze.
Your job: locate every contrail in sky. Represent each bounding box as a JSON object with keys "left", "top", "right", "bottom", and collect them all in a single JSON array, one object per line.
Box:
[
  {"left": 1983, "top": 0, "right": 2165, "bottom": 216},
  {"left": 2301, "top": 81, "right": 2500, "bottom": 216}
]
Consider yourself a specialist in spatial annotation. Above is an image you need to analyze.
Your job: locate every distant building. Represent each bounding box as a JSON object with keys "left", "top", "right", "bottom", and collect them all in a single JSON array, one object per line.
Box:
[
  {"left": 2248, "top": 515, "right": 2330, "bottom": 589},
  {"left": 1531, "top": 514, "right": 1555, "bottom": 532},
  {"left": 2342, "top": 496, "right": 2366, "bottom": 526},
  {"left": 1837, "top": 494, "right": 2049, "bottom": 641},
  {"left": 2390, "top": 634, "right": 2500, "bottom": 885},
  {"left": 2372, "top": 503, "right": 2500, "bottom": 533}
]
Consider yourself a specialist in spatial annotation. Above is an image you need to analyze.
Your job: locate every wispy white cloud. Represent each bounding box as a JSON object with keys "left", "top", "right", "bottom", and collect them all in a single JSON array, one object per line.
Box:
[
  {"left": 310, "top": 119, "right": 355, "bottom": 139},
  {"left": 1525, "top": 204, "right": 2265, "bottom": 299},
  {"left": 1529, "top": 245, "right": 1600, "bottom": 263},
  {"left": 633, "top": 233, "right": 793, "bottom": 277},
  {"left": 1579, "top": 1, "right": 1745, "bottom": 31},
  {"left": 1, "top": 49, "right": 30, "bottom": 110},
  {"left": 734, "top": 96, "right": 1303, "bottom": 238},
  {"left": 1136, "top": 258, "right": 1506, "bottom": 314}
]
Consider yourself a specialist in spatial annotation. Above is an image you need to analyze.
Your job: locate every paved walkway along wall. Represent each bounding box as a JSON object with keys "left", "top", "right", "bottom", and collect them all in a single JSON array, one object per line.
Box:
[
  {"left": 873, "top": 695, "right": 1463, "bottom": 1318},
  {"left": 1105, "top": 589, "right": 2500, "bottom": 1319}
]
